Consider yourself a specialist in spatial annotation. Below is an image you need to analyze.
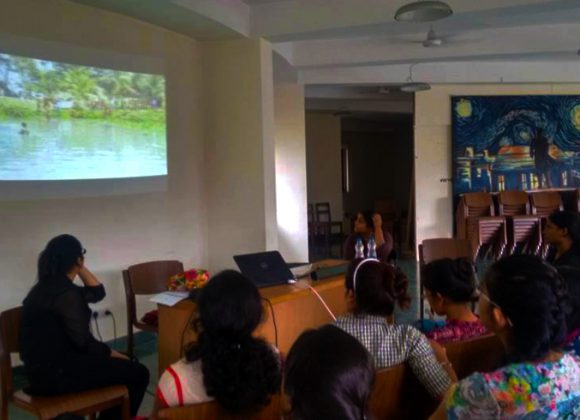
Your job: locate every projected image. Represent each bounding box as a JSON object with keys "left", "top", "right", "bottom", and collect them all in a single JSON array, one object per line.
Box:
[{"left": 0, "top": 53, "right": 166, "bottom": 180}]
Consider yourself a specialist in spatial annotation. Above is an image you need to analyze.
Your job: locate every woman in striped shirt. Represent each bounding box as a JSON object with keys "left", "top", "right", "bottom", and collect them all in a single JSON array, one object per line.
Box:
[
  {"left": 334, "top": 258, "right": 456, "bottom": 400},
  {"left": 151, "top": 270, "right": 281, "bottom": 417}
]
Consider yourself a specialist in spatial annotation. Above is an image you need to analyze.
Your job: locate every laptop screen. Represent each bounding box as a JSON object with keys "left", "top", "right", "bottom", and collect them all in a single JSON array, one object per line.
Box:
[{"left": 233, "top": 251, "right": 295, "bottom": 288}]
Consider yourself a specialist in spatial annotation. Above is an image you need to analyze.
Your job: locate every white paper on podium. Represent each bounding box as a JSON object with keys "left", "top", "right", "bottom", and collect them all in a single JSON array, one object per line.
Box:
[{"left": 150, "top": 291, "right": 190, "bottom": 306}]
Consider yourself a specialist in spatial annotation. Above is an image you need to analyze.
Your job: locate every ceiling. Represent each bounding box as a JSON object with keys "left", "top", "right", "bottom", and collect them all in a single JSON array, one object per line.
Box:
[{"left": 69, "top": 0, "right": 580, "bottom": 86}]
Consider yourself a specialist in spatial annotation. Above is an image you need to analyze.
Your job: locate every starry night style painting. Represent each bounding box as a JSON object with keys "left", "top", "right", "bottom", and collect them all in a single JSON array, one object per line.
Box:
[{"left": 452, "top": 95, "right": 580, "bottom": 199}]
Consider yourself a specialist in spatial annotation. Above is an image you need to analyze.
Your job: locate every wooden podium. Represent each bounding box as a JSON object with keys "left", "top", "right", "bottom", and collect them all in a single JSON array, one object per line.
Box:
[{"left": 157, "top": 260, "right": 349, "bottom": 374}]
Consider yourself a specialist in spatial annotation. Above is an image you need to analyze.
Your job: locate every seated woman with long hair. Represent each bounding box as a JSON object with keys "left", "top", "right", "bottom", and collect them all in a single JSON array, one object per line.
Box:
[
  {"left": 421, "top": 258, "right": 488, "bottom": 343},
  {"left": 430, "top": 255, "right": 580, "bottom": 419},
  {"left": 334, "top": 258, "right": 456, "bottom": 400},
  {"left": 544, "top": 210, "right": 580, "bottom": 267},
  {"left": 284, "top": 325, "right": 375, "bottom": 420},
  {"left": 20, "top": 234, "right": 150, "bottom": 420},
  {"left": 152, "top": 270, "right": 281, "bottom": 417},
  {"left": 343, "top": 211, "right": 394, "bottom": 264}
]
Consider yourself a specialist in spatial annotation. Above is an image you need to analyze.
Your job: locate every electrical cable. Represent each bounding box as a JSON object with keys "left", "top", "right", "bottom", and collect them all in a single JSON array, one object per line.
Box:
[
  {"left": 262, "top": 297, "right": 278, "bottom": 348},
  {"left": 179, "top": 308, "right": 198, "bottom": 358},
  {"left": 93, "top": 315, "right": 104, "bottom": 341}
]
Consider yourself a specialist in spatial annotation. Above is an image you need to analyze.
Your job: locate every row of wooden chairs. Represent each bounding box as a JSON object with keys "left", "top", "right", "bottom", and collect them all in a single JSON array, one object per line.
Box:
[
  {"left": 157, "top": 334, "right": 505, "bottom": 420},
  {"left": 307, "top": 202, "right": 344, "bottom": 258},
  {"left": 456, "top": 191, "right": 564, "bottom": 260}
]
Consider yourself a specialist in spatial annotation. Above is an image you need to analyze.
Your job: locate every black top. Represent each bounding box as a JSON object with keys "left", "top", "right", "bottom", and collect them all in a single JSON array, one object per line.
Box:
[
  {"left": 20, "top": 275, "right": 110, "bottom": 370},
  {"left": 550, "top": 247, "right": 580, "bottom": 268}
]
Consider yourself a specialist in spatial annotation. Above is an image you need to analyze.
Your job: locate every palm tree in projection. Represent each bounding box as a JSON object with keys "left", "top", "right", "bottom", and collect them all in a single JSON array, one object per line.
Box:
[{"left": 63, "top": 67, "right": 98, "bottom": 115}]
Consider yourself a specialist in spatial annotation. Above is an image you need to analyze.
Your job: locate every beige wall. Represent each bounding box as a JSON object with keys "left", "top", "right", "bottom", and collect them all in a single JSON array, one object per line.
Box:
[
  {"left": 305, "top": 113, "right": 344, "bottom": 223},
  {"left": 0, "top": 0, "right": 207, "bottom": 340},
  {"left": 203, "top": 39, "right": 278, "bottom": 270},
  {"left": 414, "top": 84, "right": 580, "bottom": 252},
  {"left": 275, "top": 82, "right": 308, "bottom": 262}
]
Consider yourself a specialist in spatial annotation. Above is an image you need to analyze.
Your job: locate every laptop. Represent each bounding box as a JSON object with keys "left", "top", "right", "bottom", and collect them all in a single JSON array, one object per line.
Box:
[{"left": 233, "top": 251, "right": 296, "bottom": 288}]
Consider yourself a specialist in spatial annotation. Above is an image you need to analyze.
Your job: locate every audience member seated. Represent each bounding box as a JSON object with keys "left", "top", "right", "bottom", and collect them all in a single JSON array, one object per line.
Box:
[
  {"left": 544, "top": 210, "right": 580, "bottom": 267},
  {"left": 152, "top": 270, "right": 281, "bottom": 418},
  {"left": 558, "top": 265, "right": 580, "bottom": 357},
  {"left": 421, "top": 258, "right": 488, "bottom": 343},
  {"left": 334, "top": 258, "right": 456, "bottom": 400},
  {"left": 20, "top": 234, "right": 149, "bottom": 420},
  {"left": 430, "top": 255, "right": 580, "bottom": 419},
  {"left": 284, "top": 324, "right": 375, "bottom": 420},
  {"left": 343, "top": 211, "right": 393, "bottom": 264}
]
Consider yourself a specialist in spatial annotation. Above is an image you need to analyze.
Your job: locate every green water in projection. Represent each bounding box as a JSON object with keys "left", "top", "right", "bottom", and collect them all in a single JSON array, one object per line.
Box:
[{"left": 0, "top": 118, "right": 167, "bottom": 180}]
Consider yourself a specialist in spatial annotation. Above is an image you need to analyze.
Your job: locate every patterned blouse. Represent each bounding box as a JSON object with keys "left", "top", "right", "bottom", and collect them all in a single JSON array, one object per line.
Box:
[
  {"left": 335, "top": 313, "right": 451, "bottom": 398},
  {"left": 426, "top": 319, "right": 489, "bottom": 343},
  {"left": 446, "top": 353, "right": 580, "bottom": 419}
]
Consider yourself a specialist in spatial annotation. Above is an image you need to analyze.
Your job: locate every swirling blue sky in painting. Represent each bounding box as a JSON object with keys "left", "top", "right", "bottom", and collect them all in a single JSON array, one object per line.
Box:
[{"left": 452, "top": 95, "right": 580, "bottom": 196}]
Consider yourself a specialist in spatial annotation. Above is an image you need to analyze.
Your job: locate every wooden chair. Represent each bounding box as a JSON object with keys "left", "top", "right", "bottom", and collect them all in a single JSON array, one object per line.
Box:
[
  {"left": 444, "top": 334, "right": 505, "bottom": 380},
  {"left": 530, "top": 191, "right": 563, "bottom": 257},
  {"left": 157, "top": 394, "right": 281, "bottom": 420},
  {"left": 418, "top": 238, "right": 473, "bottom": 320},
  {"left": 314, "top": 202, "right": 344, "bottom": 258},
  {"left": 498, "top": 191, "right": 541, "bottom": 255},
  {"left": 530, "top": 191, "right": 563, "bottom": 217},
  {"left": 369, "top": 364, "right": 406, "bottom": 420},
  {"left": 0, "top": 307, "right": 130, "bottom": 420},
  {"left": 123, "top": 260, "right": 184, "bottom": 357},
  {"left": 456, "top": 192, "right": 495, "bottom": 240}
]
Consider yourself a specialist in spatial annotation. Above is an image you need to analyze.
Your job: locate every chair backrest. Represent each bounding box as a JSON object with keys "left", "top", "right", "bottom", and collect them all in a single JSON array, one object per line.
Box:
[
  {"left": 463, "top": 192, "right": 495, "bottom": 217},
  {"left": 498, "top": 191, "right": 530, "bottom": 215},
  {"left": 124, "top": 260, "right": 184, "bottom": 296},
  {"left": 419, "top": 238, "right": 473, "bottom": 266},
  {"left": 307, "top": 203, "right": 314, "bottom": 223},
  {"left": 157, "top": 394, "right": 281, "bottom": 420},
  {"left": 315, "top": 202, "right": 332, "bottom": 223},
  {"left": 369, "top": 364, "right": 406, "bottom": 420},
  {"left": 0, "top": 307, "right": 22, "bottom": 402},
  {"left": 530, "top": 191, "right": 563, "bottom": 216},
  {"left": 444, "top": 334, "right": 505, "bottom": 380}
]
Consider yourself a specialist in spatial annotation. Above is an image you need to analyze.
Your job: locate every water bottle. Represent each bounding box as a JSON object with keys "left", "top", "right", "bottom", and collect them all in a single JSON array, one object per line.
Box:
[
  {"left": 368, "top": 235, "right": 377, "bottom": 259},
  {"left": 355, "top": 238, "right": 365, "bottom": 259}
]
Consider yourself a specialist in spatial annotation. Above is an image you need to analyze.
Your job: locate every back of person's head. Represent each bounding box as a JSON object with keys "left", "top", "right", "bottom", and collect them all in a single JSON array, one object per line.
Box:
[
  {"left": 186, "top": 270, "right": 281, "bottom": 414},
  {"left": 483, "top": 255, "right": 570, "bottom": 362},
  {"left": 345, "top": 258, "right": 410, "bottom": 316},
  {"left": 548, "top": 210, "right": 580, "bottom": 246},
  {"left": 556, "top": 265, "right": 580, "bottom": 332},
  {"left": 423, "top": 258, "right": 476, "bottom": 303},
  {"left": 37, "top": 234, "right": 83, "bottom": 283},
  {"left": 284, "top": 325, "right": 374, "bottom": 420}
]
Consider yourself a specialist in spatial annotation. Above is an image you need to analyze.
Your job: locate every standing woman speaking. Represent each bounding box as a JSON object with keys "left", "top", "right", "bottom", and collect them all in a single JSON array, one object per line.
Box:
[{"left": 20, "top": 234, "right": 149, "bottom": 420}]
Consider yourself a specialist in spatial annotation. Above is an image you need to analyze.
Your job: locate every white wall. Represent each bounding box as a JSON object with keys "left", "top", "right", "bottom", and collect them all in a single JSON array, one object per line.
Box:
[
  {"left": 305, "top": 113, "right": 344, "bottom": 223},
  {"left": 414, "top": 83, "right": 580, "bottom": 253},
  {"left": 0, "top": 0, "right": 207, "bottom": 341},
  {"left": 202, "top": 39, "right": 278, "bottom": 270},
  {"left": 274, "top": 56, "right": 308, "bottom": 262}
]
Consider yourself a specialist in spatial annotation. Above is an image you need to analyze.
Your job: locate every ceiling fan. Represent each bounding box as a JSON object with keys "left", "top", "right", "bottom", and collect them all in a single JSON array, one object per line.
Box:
[{"left": 393, "top": 26, "right": 477, "bottom": 48}]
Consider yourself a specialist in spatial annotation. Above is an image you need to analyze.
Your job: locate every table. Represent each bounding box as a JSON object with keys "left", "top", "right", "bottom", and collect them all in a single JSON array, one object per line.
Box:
[{"left": 157, "top": 260, "right": 350, "bottom": 374}]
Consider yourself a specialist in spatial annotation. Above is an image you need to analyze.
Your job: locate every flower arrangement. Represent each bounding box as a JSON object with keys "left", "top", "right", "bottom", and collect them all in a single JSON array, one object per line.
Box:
[{"left": 167, "top": 269, "right": 210, "bottom": 291}]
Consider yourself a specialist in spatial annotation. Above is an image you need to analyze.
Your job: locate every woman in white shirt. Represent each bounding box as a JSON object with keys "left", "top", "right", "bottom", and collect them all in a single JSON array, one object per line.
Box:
[{"left": 152, "top": 270, "right": 281, "bottom": 417}]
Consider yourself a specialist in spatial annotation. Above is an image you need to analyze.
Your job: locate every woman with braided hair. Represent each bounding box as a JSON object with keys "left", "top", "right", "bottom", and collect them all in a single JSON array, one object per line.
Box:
[
  {"left": 421, "top": 258, "right": 488, "bottom": 343},
  {"left": 334, "top": 258, "right": 456, "bottom": 400},
  {"left": 430, "top": 255, "right": 580, "bottom": 419}
]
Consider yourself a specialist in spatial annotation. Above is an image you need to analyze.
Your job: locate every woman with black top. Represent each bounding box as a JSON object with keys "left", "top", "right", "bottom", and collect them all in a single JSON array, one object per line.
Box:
[
  {"left": 543, "top": 210, "right": 580, "bottom": 267},
  {"left": 20, "top": 234, "right": 149, "bottom": 420}
]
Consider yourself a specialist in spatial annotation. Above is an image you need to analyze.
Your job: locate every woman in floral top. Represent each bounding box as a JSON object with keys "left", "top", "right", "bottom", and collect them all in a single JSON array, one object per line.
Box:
[
  {"left": 421, "top": 258, "right": 488, "bottom": 343},
  {"left": 429, "top": 255, "right": 580, "bottom": 419}
]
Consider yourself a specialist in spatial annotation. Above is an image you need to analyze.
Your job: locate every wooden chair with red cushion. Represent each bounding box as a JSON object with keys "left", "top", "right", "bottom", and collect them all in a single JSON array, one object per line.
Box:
[{"left": 0, "top": 307, "right": 129, "bottom": 420}]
